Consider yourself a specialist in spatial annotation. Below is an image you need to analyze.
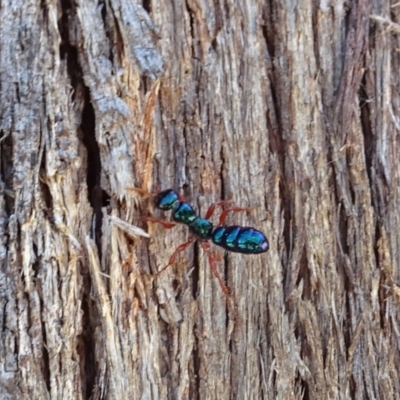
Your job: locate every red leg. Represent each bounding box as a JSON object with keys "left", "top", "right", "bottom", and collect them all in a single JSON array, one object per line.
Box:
[
  {"left": 142, "top": 216, "right": 176, "bottom": 229},
  {"left": 128, "top": 187, "right": 155, "bottom": 199},
  {"left": 205, "top": 200, "right": 234, "bottom": 220},
  {"left": 129, "top": 187, "right": 185, "bottom": 204},
  {"left": 200, "top": 241, "right": 230, "bottom": 295},
  {"left": 218, "top": 206, "right": 255, "bottom": 225},
  {"left": 178, "top": 193, "right": 186, "bottom": 202},
  {"left": 155, "top": 236, "right": 196, "bottom": 275},
  {"left": 200, "top": 242, "right": 236, "bottom": 319}
]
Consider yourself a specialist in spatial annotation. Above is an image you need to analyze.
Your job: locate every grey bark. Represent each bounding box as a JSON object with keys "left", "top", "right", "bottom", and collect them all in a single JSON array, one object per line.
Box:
[{"left": 1, "top": 0, "right": 399, "bottom": 399}]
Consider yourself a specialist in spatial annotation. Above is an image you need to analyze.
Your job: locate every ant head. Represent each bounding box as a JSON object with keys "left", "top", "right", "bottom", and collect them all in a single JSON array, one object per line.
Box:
[{"left": 155, "top": 189, "right": 180, "bottom": 210}]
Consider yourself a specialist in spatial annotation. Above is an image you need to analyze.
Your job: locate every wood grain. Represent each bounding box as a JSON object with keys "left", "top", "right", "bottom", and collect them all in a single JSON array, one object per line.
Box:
[{"left": 1, "top": 0, "right": 399, "bottom": 399}]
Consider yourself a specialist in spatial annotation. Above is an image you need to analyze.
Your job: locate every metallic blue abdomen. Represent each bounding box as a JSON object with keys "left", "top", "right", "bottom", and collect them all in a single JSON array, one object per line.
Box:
[{"left": 212, "top": 226, "right": 269, "bottom": 254}]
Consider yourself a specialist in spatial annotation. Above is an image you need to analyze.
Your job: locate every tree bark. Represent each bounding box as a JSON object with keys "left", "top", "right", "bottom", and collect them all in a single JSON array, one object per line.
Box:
[{"left": 1, "top": 0, "right": 399, "bottom": 399}]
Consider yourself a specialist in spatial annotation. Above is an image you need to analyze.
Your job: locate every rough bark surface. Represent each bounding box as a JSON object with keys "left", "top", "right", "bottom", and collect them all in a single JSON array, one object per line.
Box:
[{"left": 1, "top": 0, "right": 399, "bottom": 399}]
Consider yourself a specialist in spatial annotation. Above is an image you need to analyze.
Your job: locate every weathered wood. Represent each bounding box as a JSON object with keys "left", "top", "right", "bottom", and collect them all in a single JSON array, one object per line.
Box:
[{"left": 1, "top": 0, "right": 399, "bottom": 399}]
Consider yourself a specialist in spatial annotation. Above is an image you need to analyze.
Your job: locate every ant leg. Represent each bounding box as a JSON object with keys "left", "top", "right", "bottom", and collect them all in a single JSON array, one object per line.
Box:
[
  {"left": 178, "top": 193, "right": 186, "bottom": 202},
  {"left": 199, "top": 241, "right": 230, "bottom": 295},
  {"left": 218, "top": 207, "right": 255, "bottom": 225},
  {"left": 129, "top": 187, "right": 186, "bottom": 206},
  {"left": 205, "top": 200, "right": 234, "bottom": 220},
  {"left": 155, "top": 236, "right": 196, "bottom": 275},
  {"left": 141, "top": 216, "right": 176, "bottom": 229},
  {"left": 200, "top": 242, "right": 236, "bottom": 319},
  {"left": 127, "top": 187, "right": 155, "bottom": 199}
]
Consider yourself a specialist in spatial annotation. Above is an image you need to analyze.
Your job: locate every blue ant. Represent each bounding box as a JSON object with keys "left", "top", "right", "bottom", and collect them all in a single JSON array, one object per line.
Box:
[{"left": 141, "top": 189, "right": 268, "bottom": 295}]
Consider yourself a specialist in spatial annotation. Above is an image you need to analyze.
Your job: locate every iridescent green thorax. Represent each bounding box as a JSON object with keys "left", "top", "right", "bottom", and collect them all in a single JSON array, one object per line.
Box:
[
  {"left": 155, "top": 189, "right": 179, "bottom": 210},
  {"left": 189, "top": 217, "right": 213, "bottom": 240},
  {"left": 212, "top": 226, "right": 269, "bottom": 254},
  {"left": 172, "top": 202, "right": 197, "bottom": 224}
]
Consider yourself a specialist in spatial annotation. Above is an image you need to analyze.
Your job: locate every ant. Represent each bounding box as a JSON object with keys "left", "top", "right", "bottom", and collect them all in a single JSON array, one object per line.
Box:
[{"left": 138, "top": 189, "right": 268, "bottom": 295}]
